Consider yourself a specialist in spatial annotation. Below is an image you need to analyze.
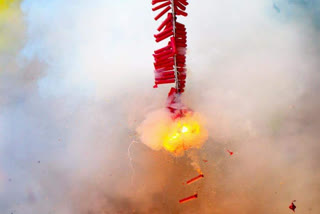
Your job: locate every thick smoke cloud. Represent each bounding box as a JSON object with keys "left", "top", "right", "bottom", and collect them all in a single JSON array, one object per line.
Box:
[{"left": 0, "top": 0, "right": 320, "bottom": 213}]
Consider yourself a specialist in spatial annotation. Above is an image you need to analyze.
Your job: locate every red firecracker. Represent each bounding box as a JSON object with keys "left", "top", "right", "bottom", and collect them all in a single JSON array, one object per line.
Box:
[{"left": 151, "top": 0, "right": 189, "bottom": 94}]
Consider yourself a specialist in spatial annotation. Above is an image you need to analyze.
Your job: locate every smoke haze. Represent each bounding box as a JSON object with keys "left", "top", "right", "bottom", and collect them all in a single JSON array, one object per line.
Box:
[{"left": 1, "top": 0, "right": 320, "bottom": 213}]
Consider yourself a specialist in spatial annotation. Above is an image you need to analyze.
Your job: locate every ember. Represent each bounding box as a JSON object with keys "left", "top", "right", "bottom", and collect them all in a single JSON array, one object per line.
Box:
[{"left": 227, "top": 149, "right": 234, "bottom": 155}]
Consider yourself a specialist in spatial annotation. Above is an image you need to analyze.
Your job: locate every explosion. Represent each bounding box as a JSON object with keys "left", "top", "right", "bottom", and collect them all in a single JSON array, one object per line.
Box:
[
  {"left": 163, "top": 112, "right": 203, "bottom": 154},
  {"left": 137, "top": 109, "right": 208, "bottom": 156}
]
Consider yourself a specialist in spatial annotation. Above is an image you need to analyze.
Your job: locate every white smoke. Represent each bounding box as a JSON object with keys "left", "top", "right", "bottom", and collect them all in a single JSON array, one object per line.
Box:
[{"left": 0, "top": 0, "right": 320, "bottom": 213}]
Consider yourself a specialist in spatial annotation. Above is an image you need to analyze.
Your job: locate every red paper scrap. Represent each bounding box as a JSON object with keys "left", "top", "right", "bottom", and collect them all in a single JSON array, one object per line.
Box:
[
  {"left": 227, "top": 149, "right": 234, "bottom": 155},
  {"left": 289, "top": 200, "right": 296, "bottom": 212}
]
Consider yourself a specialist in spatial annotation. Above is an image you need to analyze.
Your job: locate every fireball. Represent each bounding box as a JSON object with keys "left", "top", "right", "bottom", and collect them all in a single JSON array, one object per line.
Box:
[
  {"left": 162, "top": 112, "right": 207, "bottom": 155},
  {"left": 137, "top": 109, "right": 208, "bottom": 156}
]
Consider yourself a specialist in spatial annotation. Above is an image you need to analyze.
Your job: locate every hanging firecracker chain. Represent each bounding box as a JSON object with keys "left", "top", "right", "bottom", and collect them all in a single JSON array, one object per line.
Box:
[{"left": 152, "top": 0, "right": 188, "bottom": 94}]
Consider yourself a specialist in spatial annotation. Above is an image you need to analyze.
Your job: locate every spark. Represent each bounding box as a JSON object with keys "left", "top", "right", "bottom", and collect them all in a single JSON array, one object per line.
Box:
[{"left": 128, "top": 134, "right": 140, "bottom": 185}]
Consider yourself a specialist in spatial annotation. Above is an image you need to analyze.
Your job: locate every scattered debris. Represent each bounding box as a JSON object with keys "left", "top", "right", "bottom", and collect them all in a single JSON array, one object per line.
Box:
[
  {"left": 179, "top": 193, "right": 198, "bottom": 203},
  {"left": 227, "top": 149, "right": 234, "bottom": 155},
  {"left": 202, "top": 159, "right": 208, "bottom": 162},
  {"left": 186, "top": 174, "right": 204, "bottom": 184},
  {"left": 289, "top": 200, "right": 296, "bottom": 212}
]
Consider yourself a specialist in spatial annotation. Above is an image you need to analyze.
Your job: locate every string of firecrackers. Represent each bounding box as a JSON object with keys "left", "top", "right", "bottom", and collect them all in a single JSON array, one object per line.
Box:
[{"left": 151, "top": 0, "right": 188, "bottom": 93}]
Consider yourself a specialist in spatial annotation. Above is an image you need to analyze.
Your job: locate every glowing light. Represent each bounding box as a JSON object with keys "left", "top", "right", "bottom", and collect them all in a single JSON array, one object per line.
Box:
[
  {"left": 162, "top": 113, "right": 206, "bottom": 155},
  {"left": 181, "top": 126, "right": 189, "bottom": 133}
]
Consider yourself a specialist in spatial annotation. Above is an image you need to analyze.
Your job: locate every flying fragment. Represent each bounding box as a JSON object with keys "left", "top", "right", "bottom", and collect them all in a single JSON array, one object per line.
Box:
[
  {"left": 289, "top": 200, "right": 296, "bottom": 212},
  {"left": 186, "top": 174, "right": 204, "bottom": 185},
  {"left": 179, "top": 193, "right": 198, "bottom": 204},
  {"left": 227, "top": 149, "right": 234, "bottom": 155}
]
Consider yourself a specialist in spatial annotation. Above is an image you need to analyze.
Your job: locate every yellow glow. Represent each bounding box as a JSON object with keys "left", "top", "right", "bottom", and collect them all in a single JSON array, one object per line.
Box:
[
  {"left": 0, "top": 0, "right": 17, "bottom": 12},
  {"left": 181, "top": 126, "right": 189, "bottom": 133},
  {"left": 0, "top": 0, "right": 23, "bottom": 52},
  {"left": 163, "top": 113, "right": 203, "bottom": 154}
]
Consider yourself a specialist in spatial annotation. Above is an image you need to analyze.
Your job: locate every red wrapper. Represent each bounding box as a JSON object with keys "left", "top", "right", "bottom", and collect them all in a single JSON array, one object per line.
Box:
[
  {"left": 157, "top": 13, "right": 172, "bottom": 31},
  {"left": 170, "top": 37, "right": 176, "bottom": 54},
  {"left": 177, "top": 67, "right": 186, "bottom": 72},
  {"left": 175, "top": 1, "right": 186, "bottom": 11},
  {"left": 155, "top": 79, "right": 175, "bottom": 84},
  {"left": 176, "top": 22, "right": 186, "bottom": 28},
  {"left": 176, "top": 9, "right": 188, "bottom": 17},
  {"left": 154, "top": 52, "right": 174, "bottom": 62},
  {"left": 154, "top": 6, "right": 171, "bottom": 21},
  {"left": 153, "top": 48, "right": 173, "bottom": 58},
  {"left": 156, "top": 31, "right": 174, "bottom": 42},
  {"left": 155, "top": 74, "right": 175, "bottom": 80},
  {"left": 155, "top": 66, "right": 173, "bottom": 73},
  {"left": 154, "top": 26, "right": 173, "bottom": 38},
  {"left": 152, "top": 0, "right": 169, "bottom": 6},
  {"left": 154, "top": 57, "right": 174, "bottom": 64},
  {"left": 175, "top": 38, "right": 187, "bottom": 43},
  {"left": 154, "top": 44, "right": 171, "bottom": 54},
  {"left": 154, "top": 61, "right": 174, "bottom": 69},
  {"left": 154, "top": 57, "right": 174, "bottom": 65},
  {"left": 176, "top": 0, "right": 189, "bottom": 6},
  {"left": 152, "top": 1, "right": 171, "bottom": 11},
  {"left": 155, "top": 71, "right": 175, "bottom": 76}
]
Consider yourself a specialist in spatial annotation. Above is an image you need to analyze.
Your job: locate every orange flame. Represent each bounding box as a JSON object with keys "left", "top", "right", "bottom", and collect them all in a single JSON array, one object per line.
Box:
[{"left": 162, "top": 113, "right": 207, "bottom": 155}]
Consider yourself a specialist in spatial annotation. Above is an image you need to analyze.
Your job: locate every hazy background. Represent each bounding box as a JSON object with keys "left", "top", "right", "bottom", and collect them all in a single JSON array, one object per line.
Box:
[{"left": 1, "top": 0, "right": 320, "bottom": 213}]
